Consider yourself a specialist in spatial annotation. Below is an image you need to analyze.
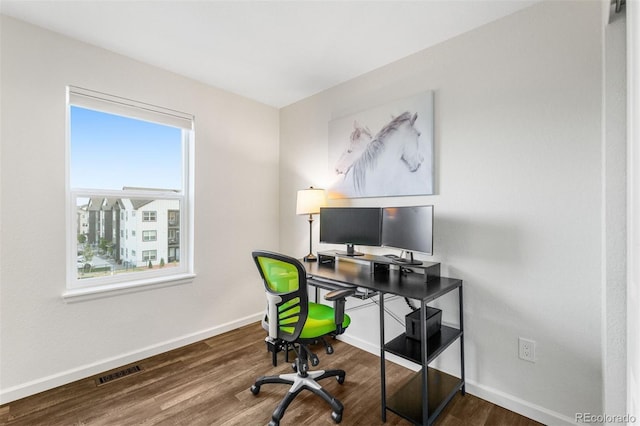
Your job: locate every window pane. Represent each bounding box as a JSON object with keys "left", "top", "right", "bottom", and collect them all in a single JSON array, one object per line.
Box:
[
  {"left": 75, "top": 196, "right": 181, "bottom": 280},
  {"left": 142, "top": 230, "right": 157, "bottom": 242},
  {"left": 70, "top": 106, "right": 183, "bottom": 191}
]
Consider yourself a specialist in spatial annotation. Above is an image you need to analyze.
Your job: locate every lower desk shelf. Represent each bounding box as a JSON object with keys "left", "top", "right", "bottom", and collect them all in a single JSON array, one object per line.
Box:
[
  {"left": 387, "top": 368, "right": 463, "bottom": 425},
  {"left": 385, "top": 325, "right": 462, "bottom": 365}
]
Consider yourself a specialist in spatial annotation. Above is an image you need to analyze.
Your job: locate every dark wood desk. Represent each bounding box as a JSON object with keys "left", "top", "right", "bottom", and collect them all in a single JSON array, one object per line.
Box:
[{"left": 304, "top": 253, "right": 465, "bottom": 426}]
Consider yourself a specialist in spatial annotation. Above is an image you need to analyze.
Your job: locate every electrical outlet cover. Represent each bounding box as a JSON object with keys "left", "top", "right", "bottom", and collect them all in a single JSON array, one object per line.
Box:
[{"left": 518, "top": 337, "right": 536, "bottom": 362}]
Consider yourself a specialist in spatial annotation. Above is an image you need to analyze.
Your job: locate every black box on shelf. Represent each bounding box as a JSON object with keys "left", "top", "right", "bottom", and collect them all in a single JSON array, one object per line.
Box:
[
  {"left": 405, "top": 307, "right": 442, "bottom": 341},
  {"left": 318, "top": 253, "right": 336, "bottom": 266}
]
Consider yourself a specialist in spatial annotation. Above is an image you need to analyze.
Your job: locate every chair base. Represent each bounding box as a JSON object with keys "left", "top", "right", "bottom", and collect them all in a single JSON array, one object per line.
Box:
[{"left": 251, "top": 369, "right": 346, "bottom": 425}]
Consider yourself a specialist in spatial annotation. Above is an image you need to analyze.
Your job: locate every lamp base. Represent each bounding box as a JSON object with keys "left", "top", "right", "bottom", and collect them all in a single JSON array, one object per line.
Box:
[{"left": 303, "top": 253, "right": 318, "bottom": 262}]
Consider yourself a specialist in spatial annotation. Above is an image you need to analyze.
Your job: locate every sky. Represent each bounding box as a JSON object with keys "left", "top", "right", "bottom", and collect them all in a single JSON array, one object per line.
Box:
[{"left": 70, "top": 106, "right": 183, "bottom": 191}]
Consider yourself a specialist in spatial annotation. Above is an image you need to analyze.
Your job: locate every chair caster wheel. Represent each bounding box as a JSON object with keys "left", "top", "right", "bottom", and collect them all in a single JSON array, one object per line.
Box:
[
  {"left": 331, "top": 411, "right": 342, "bottom": 424},
  {"left": 268, "top": 421, "right": 279, "bottom": 426},
  {"left": 337, "top": 373, "right": 345, "bottom": 384},
  {"left": 250, "top": 384, "right": 260, "bottom": 395},
  {"left": 310, "top": 353, "right": 319, "bottom": 366}
]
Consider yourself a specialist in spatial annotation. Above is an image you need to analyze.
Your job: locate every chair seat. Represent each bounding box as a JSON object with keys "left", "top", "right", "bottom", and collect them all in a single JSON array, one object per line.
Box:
[{"left": 300, "top": 302, "right": 351, "bottom": 339}]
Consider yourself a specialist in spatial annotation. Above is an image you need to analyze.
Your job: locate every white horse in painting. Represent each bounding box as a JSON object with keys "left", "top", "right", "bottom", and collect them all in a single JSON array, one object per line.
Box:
[
  {"left": 331, "top": 111, "right": 425, "bottom": 198},
  {"left": 334, "top": 121, "right": 373, "bottom": 175}
]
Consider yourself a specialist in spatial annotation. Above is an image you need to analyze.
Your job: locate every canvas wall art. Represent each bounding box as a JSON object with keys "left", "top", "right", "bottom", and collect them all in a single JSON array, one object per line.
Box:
[{"left": 327, "top": 91, "right": 434, "bottom": 199}]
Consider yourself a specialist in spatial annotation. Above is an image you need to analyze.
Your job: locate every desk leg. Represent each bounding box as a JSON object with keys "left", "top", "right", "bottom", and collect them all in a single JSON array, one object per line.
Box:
[
  {"left": 421, "top": 301, "right": 429, "bottom": 425},
  {"left": 459, "top": 285, "right": 466, "bottom": 395},
  {"left": 379, "top": 293, "right": 386, "bottom": 422}
]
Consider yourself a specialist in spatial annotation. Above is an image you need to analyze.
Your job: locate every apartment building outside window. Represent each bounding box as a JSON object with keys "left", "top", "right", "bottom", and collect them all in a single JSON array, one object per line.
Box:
[{"left": 66, "top": 86, "right": 195, "bottom": 300}]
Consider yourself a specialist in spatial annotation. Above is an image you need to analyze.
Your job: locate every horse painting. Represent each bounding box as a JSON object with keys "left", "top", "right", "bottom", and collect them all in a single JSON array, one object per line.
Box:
[
  {"left": 330, "top": 111, "right": 429, "bottom": 198},
  {"left": 333, "top": 121, "right": 373, "bottom": 175}
]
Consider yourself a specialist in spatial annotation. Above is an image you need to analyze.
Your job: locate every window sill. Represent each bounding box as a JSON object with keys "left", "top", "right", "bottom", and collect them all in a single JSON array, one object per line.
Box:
[{"left": 62, "top": 273, "right": 196, "bottom": 303}]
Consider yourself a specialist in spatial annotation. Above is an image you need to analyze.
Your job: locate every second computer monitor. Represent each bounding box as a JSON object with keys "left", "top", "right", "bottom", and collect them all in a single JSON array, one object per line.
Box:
[{"left": 382, "top": 205, "right": 434, "bottom": 262}]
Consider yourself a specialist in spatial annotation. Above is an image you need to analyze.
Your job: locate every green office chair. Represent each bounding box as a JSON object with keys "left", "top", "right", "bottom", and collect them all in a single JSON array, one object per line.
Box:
[{"left": 250, "top": 251, "right": 355, "bottom": 426}]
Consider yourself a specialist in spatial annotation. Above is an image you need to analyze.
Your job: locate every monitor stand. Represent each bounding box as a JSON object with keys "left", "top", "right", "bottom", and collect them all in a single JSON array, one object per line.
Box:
[
  {"left": 392, "top": 251, "right": 423, "bottom": 266},
  {"left": 335, "top": 244, "right": 365, "bottom": 257}
]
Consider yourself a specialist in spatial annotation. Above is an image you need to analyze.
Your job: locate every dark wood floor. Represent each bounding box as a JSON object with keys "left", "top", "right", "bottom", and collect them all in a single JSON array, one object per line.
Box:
[{"left": 0, "top": 322, "right": 543, "bottom": 426}]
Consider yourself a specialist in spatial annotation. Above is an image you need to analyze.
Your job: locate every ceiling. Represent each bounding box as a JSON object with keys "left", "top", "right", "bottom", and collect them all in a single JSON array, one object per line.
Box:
[{"left": 1, "top": 0, "right": 539, "bottom": 108}]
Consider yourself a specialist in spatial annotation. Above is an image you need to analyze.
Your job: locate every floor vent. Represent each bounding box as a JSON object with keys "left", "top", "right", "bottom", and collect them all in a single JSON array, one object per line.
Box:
[{"left": 96, "top": 365, "right": 143, "bottom": 386}]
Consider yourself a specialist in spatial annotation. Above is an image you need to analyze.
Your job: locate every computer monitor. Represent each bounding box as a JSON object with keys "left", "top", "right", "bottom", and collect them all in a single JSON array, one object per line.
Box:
[
  {"left": 319, "top": 207, "right": 382, "bottom": 256},
  {"left": 381, "top": 205, "right": 433, "bottom": 265}
]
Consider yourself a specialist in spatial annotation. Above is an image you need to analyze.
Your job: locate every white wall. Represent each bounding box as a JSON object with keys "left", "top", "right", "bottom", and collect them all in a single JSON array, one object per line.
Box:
[
  {"left": 0, "top": 16, "right": 280, "bottom": 403},
  {"left": 280, "top": 1, "right": 611, "bottom": 424},
  {"left": 628, "top": 0, "right": 640, "bottom": 418},
  {"left": 603, "top": 5, "right": 627, "bottom": 420}
]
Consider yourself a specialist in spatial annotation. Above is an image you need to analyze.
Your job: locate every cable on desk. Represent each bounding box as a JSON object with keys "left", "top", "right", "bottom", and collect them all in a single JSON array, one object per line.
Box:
[
  {"left": 366, "top": 294, "right": 405, "bottom": 326},
  {"left": 404, "top": 297, "right": 418, "bottom": 312},
  {"left": 341, "top": 293, "right": 406, "bottom": 326}
]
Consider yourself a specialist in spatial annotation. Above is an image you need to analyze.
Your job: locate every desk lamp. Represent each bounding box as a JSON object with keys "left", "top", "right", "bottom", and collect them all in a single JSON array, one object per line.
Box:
[{"left": 296, "top": 186, "right": 326, "bottom": 262}]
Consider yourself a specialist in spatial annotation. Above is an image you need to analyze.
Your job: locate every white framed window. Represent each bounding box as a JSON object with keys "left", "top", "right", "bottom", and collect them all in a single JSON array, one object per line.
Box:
[
  {"left": 142, "top": 250, "right": 158, "bottom": 261},
  {"left": 142, "top": 230, "right": 157, "bottom": 242},
  {"left": 65, "top": 86, "right": 195, "bottom": 302},
  {"left": 143, "top": 211, "right": 157, "bottom": 222}
]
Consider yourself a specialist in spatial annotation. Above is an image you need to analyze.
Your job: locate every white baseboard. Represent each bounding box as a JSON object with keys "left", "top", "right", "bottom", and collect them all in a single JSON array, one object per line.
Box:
[
  {"left": 0, "top": 312, "right": 263, "bottom": 405},
  {"left": 338, "top": 332, "right": 578, "bottom": 426},
  {"left": 338, "top": 332, "right": 420, "bottom": 372},
  {"left": 465, "top": 380, "right": 578, "bottom": 426}
]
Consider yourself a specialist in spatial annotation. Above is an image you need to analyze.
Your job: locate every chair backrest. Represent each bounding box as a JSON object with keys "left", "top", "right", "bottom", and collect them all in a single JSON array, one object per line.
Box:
[{"left": 252, "top": 251, "right": 309, "bottom": 343}]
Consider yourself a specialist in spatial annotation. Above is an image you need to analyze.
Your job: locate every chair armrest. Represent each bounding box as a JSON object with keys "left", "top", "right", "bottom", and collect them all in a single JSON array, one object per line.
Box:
[
  {"left": 324, "top": 288, "right": 355, "bottom": 335},
  {"left": 324, "top": 288, "right": 356, "bottom": 301}
]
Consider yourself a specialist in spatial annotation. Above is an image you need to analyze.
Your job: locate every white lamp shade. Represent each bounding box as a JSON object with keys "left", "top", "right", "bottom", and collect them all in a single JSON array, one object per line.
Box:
[{"left": 296, "top": 187, "right": 326, "bottom": 215}]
